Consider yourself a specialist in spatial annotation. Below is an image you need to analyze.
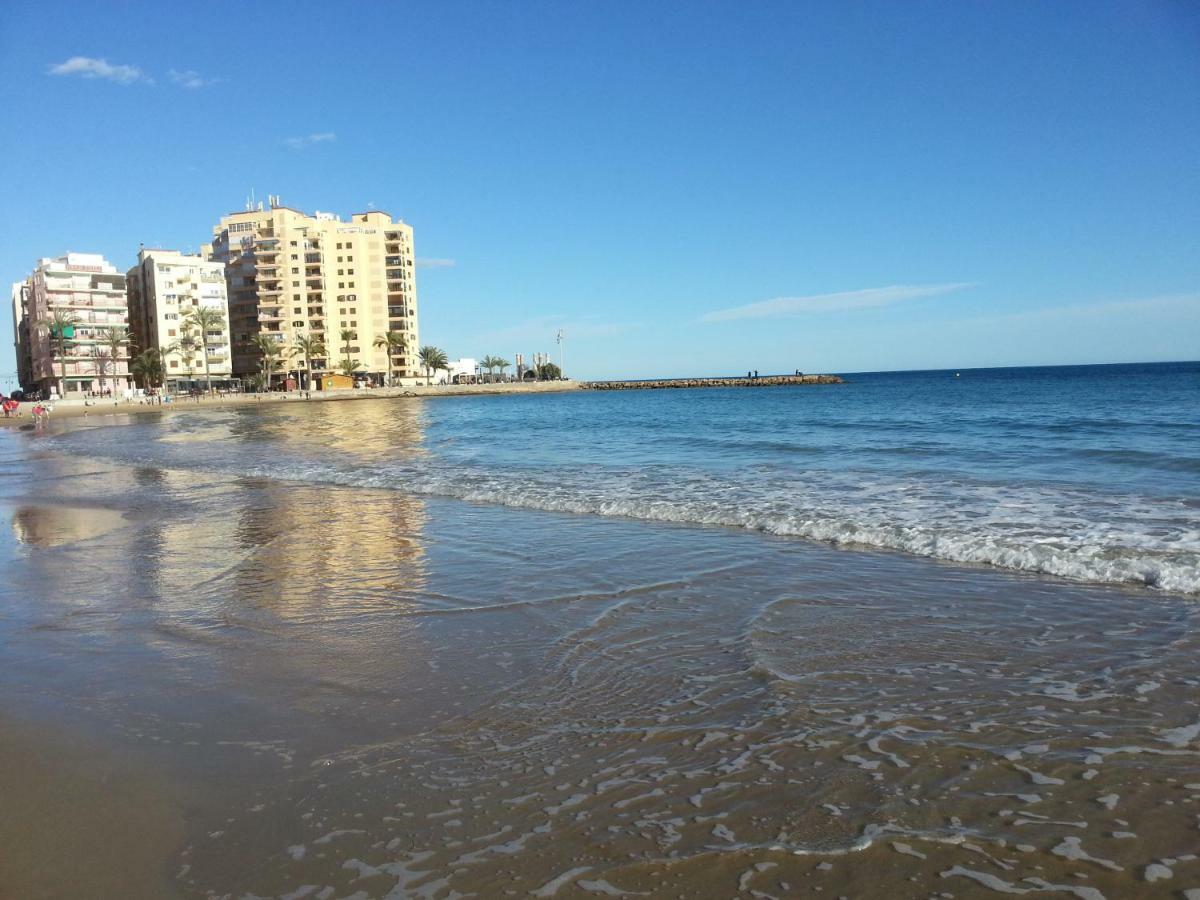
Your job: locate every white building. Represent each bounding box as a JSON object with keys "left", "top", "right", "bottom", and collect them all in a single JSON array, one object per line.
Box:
[
  {"left": 126, "top": 249, "right": 233, "bottom": 388},
  {"left": 445, "top": 357, "right": 478, "bottom": 384}
]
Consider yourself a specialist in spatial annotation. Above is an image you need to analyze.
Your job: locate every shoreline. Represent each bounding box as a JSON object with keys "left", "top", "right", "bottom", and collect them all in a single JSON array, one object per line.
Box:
[
  {"left": 0, "top": 379, "right": 582, "bottom": 427},
  {"left": 0, "top": 373, "right": 848, "bottom": 428}
]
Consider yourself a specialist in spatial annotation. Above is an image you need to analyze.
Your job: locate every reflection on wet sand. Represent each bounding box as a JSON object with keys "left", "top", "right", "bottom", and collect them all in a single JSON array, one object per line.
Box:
[
  {"left": 10, "top": 502, "right": 128, "bottom": 547},
  {"left": 231, "top": 478, "right": 428, "bottom": 615}
]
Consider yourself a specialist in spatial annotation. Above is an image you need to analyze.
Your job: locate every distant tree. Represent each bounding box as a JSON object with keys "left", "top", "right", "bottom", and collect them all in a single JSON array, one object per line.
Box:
[
  {"left": 418, "top": 345, "right": 447, "bottom": 386},
  {"left": 495, "top": 357, "right": 511, "bottom": 380},
  {"left": 536, "top": 362, "right": 562, "bottom": 381},
  {"left": 90, "top": 346, "right": 112, "bottom": 397},
  {"left": 373, "top": 331, "right": 409, "bottom": 385},
  {"left": 293, "top": 333, "right": 327, "bottom": 394},
  {"left": 99, "top": 327, "right": 134, "bottom": 396},
  {"left": 339, "top": 327, "right": 358, "bottom": 376},
  {"left": 250, "top": 334, "right": 287, "bottom": 391},
  {"left": 169, "top": 329, "right": 198, "bottom": 390},
  {"left": 37, "top": 309, "right": 82, "bottom": 397},
  {"left": 130, "top": 348, "right": 165, "bottom": 389},
  {"left": 183, "top": 305, "right": 226, "bottom": 396}
]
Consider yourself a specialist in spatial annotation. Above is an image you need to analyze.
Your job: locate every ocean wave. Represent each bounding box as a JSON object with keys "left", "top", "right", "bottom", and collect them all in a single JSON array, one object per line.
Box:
[{"left": 45, "top": 424, "right": 1200, "bottom": 597}]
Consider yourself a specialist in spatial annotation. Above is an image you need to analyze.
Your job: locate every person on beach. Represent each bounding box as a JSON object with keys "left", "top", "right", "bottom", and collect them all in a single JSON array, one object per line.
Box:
[{"left": 32, "top": 403, "right": 47, "bottom": 426}]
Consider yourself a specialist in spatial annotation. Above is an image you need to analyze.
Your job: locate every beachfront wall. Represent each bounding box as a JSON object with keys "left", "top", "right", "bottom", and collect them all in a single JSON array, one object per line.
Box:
[
  {"left": 582, "top": 374, "right": 844, "bottom": 390},
  {"left": 209, "top": 203, "right": 420, "bottom": 387}
]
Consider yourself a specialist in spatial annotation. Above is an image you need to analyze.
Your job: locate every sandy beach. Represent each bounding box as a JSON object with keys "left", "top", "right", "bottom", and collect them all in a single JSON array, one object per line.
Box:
[{"left": 0, "top": 379, "right": 581, "bottom": 428}]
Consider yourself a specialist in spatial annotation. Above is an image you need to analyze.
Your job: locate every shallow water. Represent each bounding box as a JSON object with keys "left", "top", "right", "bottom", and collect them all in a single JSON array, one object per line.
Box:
[
  {"left": 43, "top": 361, "right": 1200, "bottom": 594},
  {"left": 0, "top": 382, "right": 1198, "bottom": 898}
]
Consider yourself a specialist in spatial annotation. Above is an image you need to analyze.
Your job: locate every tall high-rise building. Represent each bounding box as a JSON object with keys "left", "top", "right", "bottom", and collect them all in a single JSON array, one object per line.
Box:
[
  {"left": 13, "top": 253, "right": 131, "bottom": 397},
  {"left": 126, "top": 249, "right": 233, "bottom": 389},
  {"left": 209, "top": 201, "right": 419, "bottom": 386}
]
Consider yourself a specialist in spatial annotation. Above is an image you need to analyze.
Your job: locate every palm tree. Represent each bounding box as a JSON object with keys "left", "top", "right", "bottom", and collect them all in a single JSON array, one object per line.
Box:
[
  {"left": 37, "top": 309, "right": 82, "bottom": 398},
  {"left": 99, "top": 327, "right": 134, "bottom": 397},
  {"left": 183, "top": 306, "right": 225, "bottom": 396},
  {"left": 90, "top": 346, "right": 112, "bottom": 397},
  {"left": 338, "top": 357, "right": 362, "bottom": 377},
  {"left": 372, "top": 331, "right": 409, "bottom": 386},
  {"left": 418, "top": 345, "right": 447, "bottom": 386},
  {"left": 479, "top": 355, "right": 500, "bottom": 382},
  {"left": 338, "top": 327, "right": 358, "bottom": 377},
  {"left": 169, "top": 330, "right": 198, "bottom": 393},
  {"left": 250, "top": 334, "right": 288, "bottom": 391},
  {"left": 130, "top": 348, "right": 165, "bottom": 390},
  {"left": 495, "top": 357, "right": 512, "bottom": 381},
  {"left": 293, "top": 333, "right": 326, "bottom": 394}
]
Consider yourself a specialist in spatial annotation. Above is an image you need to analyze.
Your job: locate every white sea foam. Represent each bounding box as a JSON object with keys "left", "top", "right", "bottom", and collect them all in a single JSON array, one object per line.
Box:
[{"left": 48, "top": 411, "right": 1200, "bottom": 596}]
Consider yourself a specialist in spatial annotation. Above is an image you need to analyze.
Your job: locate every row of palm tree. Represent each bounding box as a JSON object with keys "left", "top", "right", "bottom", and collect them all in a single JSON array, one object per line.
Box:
[
  {"left": 35, "top": 308, "right": 434, "bottom": 396},
  {"left": 35, "top": 306, "right": 228, "bottom": 398},
  {"left": 480, "top": 355, "right": 512, "bottom": 381},
  {"left": 248, "top": 327, "right": 416, "bottom": 392}
]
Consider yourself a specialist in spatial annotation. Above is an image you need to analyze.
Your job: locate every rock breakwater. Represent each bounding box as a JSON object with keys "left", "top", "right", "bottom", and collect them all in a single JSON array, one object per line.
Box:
[{"left": 582, "top": 374, "right": 843, "bottom": 391}]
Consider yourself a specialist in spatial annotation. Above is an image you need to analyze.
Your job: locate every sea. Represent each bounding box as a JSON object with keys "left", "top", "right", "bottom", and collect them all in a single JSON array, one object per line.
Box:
[
  {"left": 0, "top": 360, "right": 1197, "bottom": 898},
  {"left": 45, "top": 360, "right": 1200, "bottom": 596}
]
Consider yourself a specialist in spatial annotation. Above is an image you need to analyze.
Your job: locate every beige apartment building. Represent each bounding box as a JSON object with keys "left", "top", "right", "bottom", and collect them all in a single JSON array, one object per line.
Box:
[
  {"left": 12, "top": 252, "right": 132, "bottom": 398},
  {"left": 208, "top": 201, "right": 419, "bottom": 386},
  {"left": 126, "top": 249, "right": 233, "bottom": 389}
]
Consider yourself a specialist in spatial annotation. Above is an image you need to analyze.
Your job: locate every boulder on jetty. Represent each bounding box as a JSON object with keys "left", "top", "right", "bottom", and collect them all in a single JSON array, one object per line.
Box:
[{"left": 581, "top": 374, "right": 843, "bottom": 391}]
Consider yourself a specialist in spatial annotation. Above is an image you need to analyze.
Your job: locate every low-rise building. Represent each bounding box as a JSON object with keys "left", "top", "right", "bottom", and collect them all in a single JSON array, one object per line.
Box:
[
  {"left": 13, "top": 253, "right": 131, "bottom": 397},
  {"left": 126, "top": 249, "right": 233, "bottom": 390}
]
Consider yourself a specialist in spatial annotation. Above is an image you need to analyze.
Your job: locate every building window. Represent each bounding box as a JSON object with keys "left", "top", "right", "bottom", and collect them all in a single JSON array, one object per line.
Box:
[{"left": 293, "top": 307, "right": 302, "bottom": 314}]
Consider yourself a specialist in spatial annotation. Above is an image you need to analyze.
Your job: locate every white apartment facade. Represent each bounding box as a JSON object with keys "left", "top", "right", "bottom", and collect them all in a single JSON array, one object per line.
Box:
[
  {"left": 14, "top": 252, "right": 132, "bottom": 397},
  {"left": 209, "top": 200, "right": 419, "bottom": 387},
  {"left": 126, "top": 249, "right": 233, "bottom": 388}
]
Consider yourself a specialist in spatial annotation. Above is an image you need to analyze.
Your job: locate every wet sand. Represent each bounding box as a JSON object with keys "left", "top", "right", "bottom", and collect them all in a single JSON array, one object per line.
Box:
[
  {"left": 0, "top": 716, "right": 186, "bottom": 899},
  {"left": 0, "top": 404, "right": 1197, "bottom": 898}
]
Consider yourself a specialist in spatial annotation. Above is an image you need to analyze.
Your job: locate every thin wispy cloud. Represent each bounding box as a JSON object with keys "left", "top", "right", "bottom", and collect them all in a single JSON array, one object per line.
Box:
[
  {"left": 169, "top": 68, "right": 219, "bottom": 89},
  {"left": 961, "top": 292, "right": 1200, "bottom": 329},
  {"left": 284, "top": 132, "right": 337, "bottom": 150},
  {"left": 471, "top": 315, "right": 637, "bottom": 346},
  {"left": 701, "top": 282, "right": 975, "bottom": 323},
  {"left": 48, "top": 56, "right": 146, "bottom": 85},
  {"left": 416, "top": 258, "right": 456, "bottom": 269}
]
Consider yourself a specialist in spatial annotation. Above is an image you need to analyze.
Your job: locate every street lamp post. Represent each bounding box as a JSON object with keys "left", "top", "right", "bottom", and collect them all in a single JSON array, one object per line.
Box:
[{"left": 556, "top": 329, "right": 565, "bottom": 379}]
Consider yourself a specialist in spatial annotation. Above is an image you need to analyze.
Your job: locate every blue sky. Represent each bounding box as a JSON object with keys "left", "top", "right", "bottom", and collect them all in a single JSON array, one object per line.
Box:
[{"left": 1, "top": 1, "right": 1197, "bottom": 381}]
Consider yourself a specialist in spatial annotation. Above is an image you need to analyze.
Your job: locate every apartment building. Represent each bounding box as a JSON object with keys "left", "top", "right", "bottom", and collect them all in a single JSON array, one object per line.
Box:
[
  {"left": 13, "top": 253, "right": 131, "bottom": 397},
  {"left": 126, "top": 249, "right": 233, "bottom": 389},
  {"left": 10, "top": 282, "right": 33, "bottom": 391},
  {"left": 209, "top": 200, "right": 419, "bottom": 386}
]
